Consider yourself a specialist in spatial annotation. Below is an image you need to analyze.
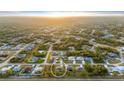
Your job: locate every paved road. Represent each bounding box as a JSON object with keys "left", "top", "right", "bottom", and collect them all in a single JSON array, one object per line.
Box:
[
  {"left": 0, "top": 44, "right": 29, "bottom": 67},
  {"left": 44, "top": 44, "right": 53, "bottom": 64}
]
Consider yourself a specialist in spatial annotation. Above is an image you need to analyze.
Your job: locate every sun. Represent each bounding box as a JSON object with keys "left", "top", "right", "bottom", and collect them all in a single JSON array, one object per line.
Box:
[
  {"left": 44, "top": 12, "right": 72, "bottom": 18},
  {"left": 42, "top": 12, "right": 99, "bottom": 18}
]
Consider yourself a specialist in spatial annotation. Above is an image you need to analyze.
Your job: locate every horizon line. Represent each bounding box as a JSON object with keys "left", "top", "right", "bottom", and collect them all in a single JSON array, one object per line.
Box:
[{"left": 0, "top": 11, "right": 124, "bottom": 17}]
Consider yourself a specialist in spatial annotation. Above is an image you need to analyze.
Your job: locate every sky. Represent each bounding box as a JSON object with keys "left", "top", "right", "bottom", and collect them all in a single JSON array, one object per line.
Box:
[
  {"left": 0, "top": 0, "right": 124, "bottom": 11},
  {"left": 0, "top": 11, "right": 124, "bottom": 17},
  {"left": 0, "top": 0, "right": 124, "bottom": 17}
]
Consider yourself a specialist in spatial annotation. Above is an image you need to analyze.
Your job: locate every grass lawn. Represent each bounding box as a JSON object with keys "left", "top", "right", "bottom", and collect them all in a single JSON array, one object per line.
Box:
[
  {"left": 108, "top": 59, "right": 121, "bottom": 64},
  {"left": 28, "top": 59, "right": 44, "bottom": 64}
]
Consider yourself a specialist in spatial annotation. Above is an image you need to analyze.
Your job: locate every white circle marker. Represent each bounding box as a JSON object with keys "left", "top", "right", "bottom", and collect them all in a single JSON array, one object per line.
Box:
[{"left": 50, "top": 62, "right": 67, "bottom": 78}]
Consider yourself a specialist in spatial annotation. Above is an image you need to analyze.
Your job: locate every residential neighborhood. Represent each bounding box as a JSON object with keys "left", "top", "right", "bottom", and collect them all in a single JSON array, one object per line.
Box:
[{"left": 0, "top": 15, "right": 124, "bottom": 80}]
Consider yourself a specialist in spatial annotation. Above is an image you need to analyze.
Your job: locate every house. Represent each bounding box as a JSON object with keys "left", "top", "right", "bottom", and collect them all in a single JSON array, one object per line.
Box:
[
  {"left": 89, "top": 39, "right": 96, "bottom": 45},
  {"left": 76, "top": 65, "right": 83, "bottom": 72},
  {"left": 102, "top": 34, "right": 114, "bottom": 38},
  {"left": 25, "top": 44, "right": 35, "bottom": 51},
  {"left": 13, "top": 65, "right": 21, "bottom": 72},
  {"left": 16, "top": 54, "right": 26, "bottom": 58},
  {"left": 75, "top": 36, "right": 81, "bottom": 40},
  {"left": 0, "top": 44, "right": 12, "bottom": 50},
  {"left": 0, "top": 65, "right": 13, "bottom": 74},
  {"left": 32, "top": 66, "right": 43, "bottom": 74},
  {"left": 84, "top": 57, "right": 93, "bottom": 64},
  {"left": 0, "top": 51, "right": 9, "bottom": 58},
  {"left": 108, "top": 66, "right": 124, "bottom": 75},
  {"left": 12, "top": 44, "right": 24, "bottom": 50},
  {"left": 60, "top": 51, "right": 64, "bottom": 56},
  {"left": 120, "top": 47, "right": 124, "bottom": 51},
  {"left": 107, "top": 52, "right": 118, "bottom": 58},
  {"left": 75, "top": 56, "right": 84, "bottom": 63},
  {"left": 0, "top": 68, "right": 10, "bottom": 74},
  {"left": 29, "top": 56, "right": 39, "bottom": 63},
  {"left": 52, "top": 51, "right": 58, "bottom": 56},
  {"left": 68, "top": 56, "right": 76, "bottom": 64},
  {"left": 22, "top": 66, "right": 33, "bottom": 74},
  {"left": 38, "top": 50, "right": 44, "bottom": 53},
  {"left": 52, "top": 51, "right": 64, "bottom": 56},
  {"left": 68, "top": 46, "right": 75, "bottom": 51},
  {"left": 76, "top": 57, "right": 84, "bottom": 61},
  {"left": 68, "top": 56, "right": 75, "bottom": 61},
  {"left": 117, "top": 66, "right": 124, "bottom": 73},
  {"left": 67, "top": 65, "right": 73, "bottom": 71},
  {"left": 109, "top": 66, "right": 120, "bottom": 73}
]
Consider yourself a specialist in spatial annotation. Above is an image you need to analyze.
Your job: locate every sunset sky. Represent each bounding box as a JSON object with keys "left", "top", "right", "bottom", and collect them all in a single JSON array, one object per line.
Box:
[
  {"left": 0, "top": 0, "right": 124, "bottom": 17},
  {"left": 0, "top": 11, "right": 124, "bottom": 17}
]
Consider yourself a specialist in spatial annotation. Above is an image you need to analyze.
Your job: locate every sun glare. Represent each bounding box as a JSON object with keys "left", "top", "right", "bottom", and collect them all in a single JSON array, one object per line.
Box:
[
  {"left": 42, "top": 12, "right": 124, "bottom": 18},
  {"left": 42, "top": 12, "right": 94, "bottom": 18}
]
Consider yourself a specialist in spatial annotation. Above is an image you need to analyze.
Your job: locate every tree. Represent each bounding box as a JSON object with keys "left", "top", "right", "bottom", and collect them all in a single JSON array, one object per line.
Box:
[{"left": 84, "top": 64, "right": 108, "bottom": 76}]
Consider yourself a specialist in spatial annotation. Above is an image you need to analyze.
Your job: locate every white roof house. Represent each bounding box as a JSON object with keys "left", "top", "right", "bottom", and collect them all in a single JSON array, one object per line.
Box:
[
  {"left": 16, "top": 54, "right": 26, "bottom": 58},
  {"left": 117, "top": 66, "right": 124, "bottom": 72},
  {"left": 109, "top": 66, "right": 124, "bottom": 74},
  {"left": 111, "top": 67, "right": 120, "bottom": 72},
  {"left": 120, "top": 47, "right": 124, "bottom": 51},
  {"left": 68, "top": 56, "right": 75, "bottom": 61},
  {"left": 25, "top": 44, "right": 35, "bottom": 50},
  {"left": 12, "top": 44, "right": 24, "bottom": 50},
  {"left": 38, "top": 50, "right": 44, "bottom": 53},
  {"left": 32, "top": 67, "right": 43, "bottom": 74},
  {"left": 75, "top": 57, "right": 84, "bottom": 61},
  {"left": 2, "top": 44, "right": 13, "bottom": 50},
  {"left": 68, "top": 56, "right": 76, "bottom": 64},
  {"left": 1, "top": 67, "right": 9, "bottom": 72}
]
